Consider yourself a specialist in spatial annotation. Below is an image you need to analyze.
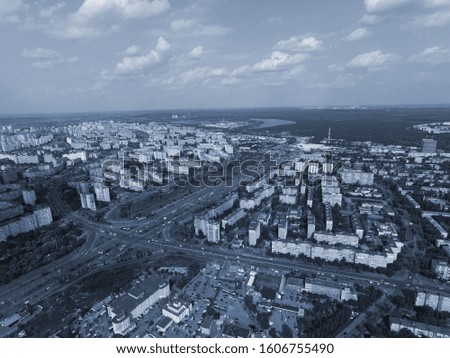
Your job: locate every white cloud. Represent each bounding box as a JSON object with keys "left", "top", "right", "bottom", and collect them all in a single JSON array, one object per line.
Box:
[
  {"left": 252, "top": 51, "right": 309, "bottom": 72},
  {"left": 365, "top": 0, "right": 412, "bottom": 13},
  {"left": 155, "top": 37, "right": 170, "bottom": 52},
  {"left": 220, "top": 77, "right": 242, "bottom": 86},
  {"left": 170, "top": 19, "right": 197, "bottom": 32},
  {"left": 165, "top": 67, "right": 228, "bottom": 85},
  {"left": 114, "top": 37, "right": 170, "bottom": 76},
  {"left": 423, "top": 0, "right": 450, "bottom": 7},
  {"left": 39, "top": 2, "right": 65, "bottom": 19},
  {"left": 170, "top": 19, "right": 231, "bottom": 36},
  {"left": 284, "top": 65, "right": 306, "bottom": 78},
  {"left": 348, "top": 50, "right": 399, "bottom": 69},
  {"left": 74, "top": 0, "right": 170, "bottom": 21},
  {"left": 0, "top": 0, "right": 26, "bottom": 23},
  {"left": 342, "top": 28, "right": 371, "bottom": 41},
  {"left": 358, "top": 14, "right": 383, "bottom": 25},
  {"left": 21, "top": 48, "right": 61, "bottom": 59},
  {"left": 21, "top": 48, "right": 79, "bottom": 69},
  {"left": 31, "top": 61, "right": 58, "bottom": 69},
  {"left": 54, "top": 0, "right": 170, "bottom": 39},
  {"left": 409, "top": 46, "right": 450, "bottom": 64},
  {"left": 124, "top": 45, "right": 141, "bottom": 56},
  {"left": 414, "top": 10, "right": 450, "bottom": 26},
  {"left": 187, "top": 45, "right": 204, "bottom": 59},
  {"left": 274, "top": 35, "right": 322, "bottom": 52}
]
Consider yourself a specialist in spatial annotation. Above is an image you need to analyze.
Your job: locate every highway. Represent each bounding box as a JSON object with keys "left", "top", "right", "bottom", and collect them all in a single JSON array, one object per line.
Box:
[
  {"left": 0, "top": 175, "right": 238, "bottom": 317},
  {"left": 2, "top": 172, "right": 450, "bottom": 335}
]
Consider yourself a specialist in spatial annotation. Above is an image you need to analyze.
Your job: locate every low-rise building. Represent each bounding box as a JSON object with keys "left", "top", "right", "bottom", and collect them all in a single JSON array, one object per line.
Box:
[
  {"left": 415, "top": 290, "right": 450, "bottom": 313},
  {"left": 314, "top": 232, "right": 359, "bottom": 247},
  {"left": 107, "top": 277, "right": 170, "bottom": 335},
  {"left": 390, "top": 316, "right": 450, "bottom": 338},
  {"left": 162, "top": 299, "right": 192, "bottom": 324},
  {"left": 432, "top": 260, "right": 450, "bottom": 280}
]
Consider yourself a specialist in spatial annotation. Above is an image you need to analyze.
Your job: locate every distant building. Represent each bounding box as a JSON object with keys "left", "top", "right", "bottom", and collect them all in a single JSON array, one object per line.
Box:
[
  {"left": 415, "top": 290, "right": 450, "bottom": 313},
  {"left": 352, "top": 215, "right": 364, "bottom": 239},
  {"left": 80, "top": 193, "right": 96, "bottom": 211},
  {"left": 279, "top": 194, "right": 297, "bottom": 205},
  {"left": 33, "top": 206, "right": 53, "bottom": 227},
  {"left": 278, "top": 218, "right": 288, "bottom": 240},
  {"left": 323, "top": 162, "right": 333, "bottom": 174},
  {"left": 94, "top": 184, "right": 111, "bottom": 202},
  {"left": 22, "top": 189, "right": 36, "bottom": 206},
  {"left": 221, "top": 208, "right": 246, "bottom": 229},
  {"left": 421, "top": 138, "right": 437, "bottom": 153},
  {"left": 306, "top": 187, "right": 313, "bottom": 207},
  {"left": 63, "top": 151, "right": 87, "bottom": 162},
  {"left": 341, "top": 170, "right": 374, "bottom": 186},
  {"left": 248, "top": 219, "right": 261, "bottom": 246},
  {"left": 321, "top": 175, "right": 342, "bottom": 206},
  {"left": 194, "top": 214, "right": 207, "bottom": 236},
  {"left": 0, "top": 202, "right": 24, "bottom": 223},
  {"left": 79, "top": 182, "right": 90, "bottom": 195},
  {"left": 308, "top": 162, "right": 320, "bottom": 175},
  {"left": 423, "top": 215, "right": 448, "bottom": 239},
  {"left": 272, "top": 238, "right": 403, "bottom": 269},
  {"left": 206, "top": 221, "right": 220, "bottom": 243},
  {"left": 307, "top": 212, "right": 315, "bottom": 239},
  {"left": 324, "top": 203, "right": 333, "bottom": 231},
  {"left": 432, "top": 260, "right": 450, "bottom": 280},
  {"left": 300, "top": 181, "right": 306, "bottom": 195},
  {"left": 390, "top": 316, "right": 450, "bottom": 338},
  {"left": 314, "top": 232, "right": 359, "bottom": 247},
  {"left": 0, "top": 206, "right": 52, "bottom": 241}
]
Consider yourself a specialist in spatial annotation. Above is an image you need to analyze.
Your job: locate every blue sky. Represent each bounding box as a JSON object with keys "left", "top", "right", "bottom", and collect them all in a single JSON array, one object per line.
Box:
[{"left": 1, "top": 0, "right": 450, "bottom": 113}]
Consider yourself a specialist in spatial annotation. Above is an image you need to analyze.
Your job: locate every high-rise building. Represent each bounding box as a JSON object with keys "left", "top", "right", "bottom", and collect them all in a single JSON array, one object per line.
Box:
[
  {"left": 422, "top": 139, "right": 437, "bottom": 153},
  {"left": 94, "top": 184, "right": 111, "bottom": 202},
  {"left": 79, "top": 182, "right": 90, "bottom": 195},
  {"left": 325, "top": 203, "right": 333, "bottom": 231},
  {"left": 34, "top": 206, "right": 53, "bottom": 227},
  {"left": 22, "top": 189, "right": 36, "bottom": 206},
  {"left": 206, "top": 221, "right": 220, "bottom": 243},
  {"left": 278, "top": 218, "right": 288, "bottom": 240},
  {"left": 248, "top": 219, "right": 261, "bottom": 246},
  {"left": 307, "top": 212, "right": 315, "bottom": 239},
  {"left": 80, "top": 193, "right": 96, "bottom": 211}
]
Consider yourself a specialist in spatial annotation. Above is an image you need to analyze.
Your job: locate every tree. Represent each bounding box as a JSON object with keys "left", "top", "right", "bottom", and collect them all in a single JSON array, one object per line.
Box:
[
  {"left": 281, "top": 324, "right": 293, "bottom": 338},
  {"left": 268, "top": 327, "right": 277, "bottom": 338},
  {"left": 257, "top": 312, "right": 270, "bottom": 330},
  {"left": 260, "top": 286, "right": 277, "bottom": 300}
]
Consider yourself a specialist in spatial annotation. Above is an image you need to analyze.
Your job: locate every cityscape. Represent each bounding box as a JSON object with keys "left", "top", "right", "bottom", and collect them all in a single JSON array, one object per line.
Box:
[
  {"left": 0, "top": 109, "right": 449, "bottom": 338},
  {"left": 1, "top": 0, "right": 450, "bottom": 343}
]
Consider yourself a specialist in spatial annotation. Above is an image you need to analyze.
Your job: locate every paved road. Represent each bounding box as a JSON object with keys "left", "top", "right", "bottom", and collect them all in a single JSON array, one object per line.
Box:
[{"left": 3, "top": 171, "right": 450, "bottom": 333}]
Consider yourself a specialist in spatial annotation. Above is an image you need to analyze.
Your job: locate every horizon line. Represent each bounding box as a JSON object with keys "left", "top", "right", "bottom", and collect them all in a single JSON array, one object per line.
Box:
[{"left": 1, "top": 103, "right": 450, "bottom": 117}]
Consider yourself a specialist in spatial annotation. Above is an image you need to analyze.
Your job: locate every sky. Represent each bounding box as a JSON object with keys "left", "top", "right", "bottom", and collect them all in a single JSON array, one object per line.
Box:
[{"left": 1, "top": 0, "right": 450, "bottom": 114}]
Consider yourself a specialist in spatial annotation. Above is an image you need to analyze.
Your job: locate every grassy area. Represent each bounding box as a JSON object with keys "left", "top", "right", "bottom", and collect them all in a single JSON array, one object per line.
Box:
[{"left": 24, "top": 264, "right": 143, "bottom": 337}]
